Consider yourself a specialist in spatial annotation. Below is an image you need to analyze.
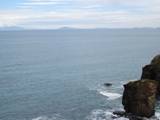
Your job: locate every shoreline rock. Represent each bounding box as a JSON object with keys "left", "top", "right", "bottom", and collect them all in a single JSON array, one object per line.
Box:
[
  {"left": 121, "top": 54, "right": 160, "bottom": 118},
  {"left": 141, "top": 55, "right": 160, "bottom": 81},
  {"left": 122, "top": 79, "right": 158, "bottom": 118},
  {"left": 113, "top": 110, "right": 146, "bottom": 120}
]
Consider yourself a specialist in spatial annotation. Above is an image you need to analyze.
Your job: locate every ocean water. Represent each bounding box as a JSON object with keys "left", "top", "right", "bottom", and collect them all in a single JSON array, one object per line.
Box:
[{"left": 0, "top": 29, "right": 160, "bottom": 120}]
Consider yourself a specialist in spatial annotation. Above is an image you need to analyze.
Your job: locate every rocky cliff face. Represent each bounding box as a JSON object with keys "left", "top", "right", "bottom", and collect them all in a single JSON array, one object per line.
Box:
[
  {"left": 141, "top": 55, "right": 160, "bottom": 81},
  {"left": 122, "top": 55, "right": 160, "bottom": 118},
  {"left": 122, "top": 79, "right": 158, "bottom": 117}
]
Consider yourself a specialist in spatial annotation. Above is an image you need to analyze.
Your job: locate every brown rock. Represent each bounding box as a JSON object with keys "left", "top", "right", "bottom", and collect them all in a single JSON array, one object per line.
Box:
[
  {"left": 141, "top": 55, "right": 160, "bottom": 81},
  {"left": 151, "top": 55, "right": 160, "bottom": 65},
  {"left": 122, "top": 79, "right": 158, "bottom": 117}
]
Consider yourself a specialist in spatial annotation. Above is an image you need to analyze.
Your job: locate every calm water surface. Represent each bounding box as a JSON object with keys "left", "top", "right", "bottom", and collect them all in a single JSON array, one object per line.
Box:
[{"left": 0, "top": 29, "right": 160, "bottom": 120}]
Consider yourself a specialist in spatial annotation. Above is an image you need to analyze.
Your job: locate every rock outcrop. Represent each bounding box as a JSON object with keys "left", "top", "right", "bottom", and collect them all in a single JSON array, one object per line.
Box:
[
  {"left": 122, "top": 79, "right": 158, "bottom": 117},
  {"left": 104, "top": 83, "right": 112, "bottom": 87},
  {"left": 141, "top": 55, "right": 160, "bottom": 81},
  {"left": 122, "top": 55, "right": 160, "bottom": 118}
]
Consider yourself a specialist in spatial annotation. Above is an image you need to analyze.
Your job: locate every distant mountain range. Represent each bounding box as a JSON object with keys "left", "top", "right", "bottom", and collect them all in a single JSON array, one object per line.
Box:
[{"left": 0, "top": 26, "right": 160, "bottom": 31}]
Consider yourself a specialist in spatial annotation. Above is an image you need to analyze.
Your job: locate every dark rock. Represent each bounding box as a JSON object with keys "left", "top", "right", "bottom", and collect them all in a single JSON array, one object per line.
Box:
[
  {"left": 104, "top": 83, "right": 112, "bottom": 87},
  {"left": 122, "top": 79, "right": 158, "bottom": 118},
  {"left": 141, "top": 55, "right": 160, "bottom": 81},
  {"left": 151, "top": 55, "right": 160, "bottom": 65},
  {"left": 112, "top": 111, "right": 144, "bottom": 120},
  {"left": 113, "top": 110, "right": 125, "bottom": 117},
  {"left": 125, "top": 114, "right": 144, "bottom": 120},
  {"left": 121, "top": 55, "right": 160, "bottom": 118}
]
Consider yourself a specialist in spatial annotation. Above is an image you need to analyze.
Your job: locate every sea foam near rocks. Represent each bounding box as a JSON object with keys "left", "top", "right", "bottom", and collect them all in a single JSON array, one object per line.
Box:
[
  {"left": 99, "top": 91, "right": 122, "bottom": 100},
  {"left": 86, "top": 109, "right": 129, "bottom": 120}
]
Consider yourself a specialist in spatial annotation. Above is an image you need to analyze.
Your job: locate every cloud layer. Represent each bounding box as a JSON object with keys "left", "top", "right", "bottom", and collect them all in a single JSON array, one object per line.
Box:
[{"left": 0, "top": 0, "right": 160, "bottom": 28}]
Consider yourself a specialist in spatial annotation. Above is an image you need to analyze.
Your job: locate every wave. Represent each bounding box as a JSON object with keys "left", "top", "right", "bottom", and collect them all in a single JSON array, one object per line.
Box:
[
  {"left": 32, "top": 114, "right": 66, "bottom": 120},
  {"left": 86, "top": 109, "right": 129, "bottom": 120},
  {"left": 86, "top": 109, "right": 160, "bottom": 120},
  {"left": 147, "top": 112, "right": 160, "bottom": 120},
  {"left": 31, "top": 111, "right": 160, "bottom": 120},
  {"left": 99, "top": 91, "right": 122, "bottom": 100},
  {"left": 32, "top": 116, "right": 48, "bottom": 120}
]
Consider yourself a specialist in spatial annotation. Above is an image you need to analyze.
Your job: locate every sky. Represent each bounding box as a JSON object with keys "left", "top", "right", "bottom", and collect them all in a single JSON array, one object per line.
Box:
[{"left": 0, "top": 0, "right": 160, "bottom": 29}]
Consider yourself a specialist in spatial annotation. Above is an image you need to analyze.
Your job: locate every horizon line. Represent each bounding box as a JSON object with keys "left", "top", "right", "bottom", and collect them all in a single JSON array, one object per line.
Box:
[{"left": 1, "top": 26, "right": 160, "bottom": 31}]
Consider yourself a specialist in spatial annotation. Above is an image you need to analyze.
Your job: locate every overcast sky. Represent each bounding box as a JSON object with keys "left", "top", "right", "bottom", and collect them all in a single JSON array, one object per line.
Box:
[{"left": 0, "top": 0, "right": 160, "bottom": 29}]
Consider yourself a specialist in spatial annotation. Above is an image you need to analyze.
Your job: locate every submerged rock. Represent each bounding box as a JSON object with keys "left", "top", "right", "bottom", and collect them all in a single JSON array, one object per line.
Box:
[
  {"left": 122, "top": 79, "right": 158, "bottom": 118},
  {"left": 104, "top": 83, "right": 112, "bottom": 87}
]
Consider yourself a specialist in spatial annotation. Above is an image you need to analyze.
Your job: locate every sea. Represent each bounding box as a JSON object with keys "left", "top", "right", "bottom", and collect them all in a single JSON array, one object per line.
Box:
[{"left": 0, "top": 29, "right": 160, "bottom": 120}]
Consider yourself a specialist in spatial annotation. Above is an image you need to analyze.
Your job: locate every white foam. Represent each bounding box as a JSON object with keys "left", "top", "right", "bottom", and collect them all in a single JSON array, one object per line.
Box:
[
  {"left": 32, "top": 114, "right": 66, "bottom": 120},
  {"left": 155, "top": 112, "right": 160, "bottom": 118},
  {"left": 87, "top": 109, "right": 160, "bottom": 120},
  {"left": 147, "top": 112, "right": 160, "bottom": 120},
  {"left": 32, "top": 116, "right": 47, "bottom": 120},
  {"left": 99, "top": 91, "right": 122, "bottom": 100},
  {"left": 86, "top": 109, "right": 129, "bottom": 120},
  {"left": 115, "top": 118, "right": 129, "bottom": 120}
]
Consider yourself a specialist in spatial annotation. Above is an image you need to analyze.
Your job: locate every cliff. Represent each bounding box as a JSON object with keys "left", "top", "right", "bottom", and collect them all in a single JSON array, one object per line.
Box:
[{"left": 122, "top": 55, "right": 160, "bottom": 118}]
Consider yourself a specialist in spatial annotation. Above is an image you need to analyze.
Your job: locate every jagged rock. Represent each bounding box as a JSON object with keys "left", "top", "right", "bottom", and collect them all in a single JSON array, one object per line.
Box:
[
  {"left": 113, "top": 110, "right": 126, "bottom": 117},
  {"left": 113, "top": 111, "right": 145, "bottom": 120},
  {"left": 151, "top": 55, "right": 160, "bottom": 65},
  {"left": 122, "top": 55, "right": 160, "bottom": 118},
  {"left": 141, "top": 55, "right": 160, "bottom": 81},
  {"left": 112, "top": 110, "right": 148, "bottom": 120},
  {"left": 122, "top": 79, "right": 158, "bottom": 118}
]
